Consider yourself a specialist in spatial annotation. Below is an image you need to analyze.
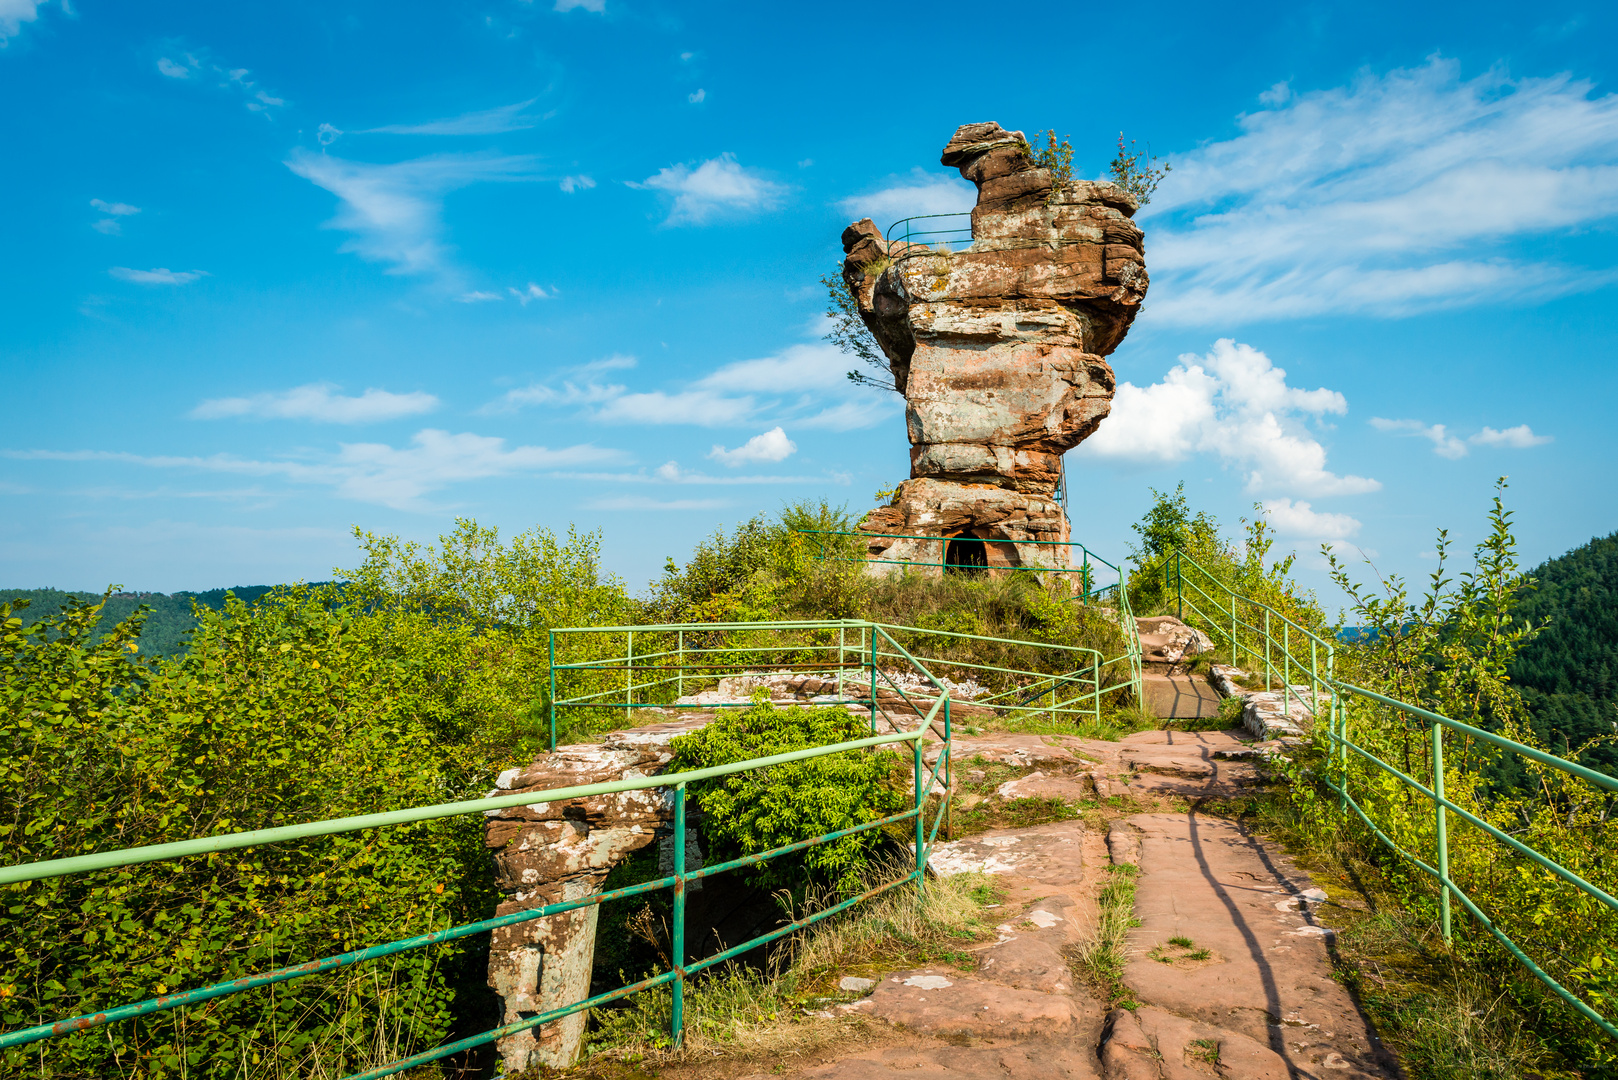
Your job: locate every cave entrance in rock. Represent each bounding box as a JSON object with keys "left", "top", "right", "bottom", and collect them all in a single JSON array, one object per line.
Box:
[{"left": 945, "top": 536, "right": 988, "bottom": 575}]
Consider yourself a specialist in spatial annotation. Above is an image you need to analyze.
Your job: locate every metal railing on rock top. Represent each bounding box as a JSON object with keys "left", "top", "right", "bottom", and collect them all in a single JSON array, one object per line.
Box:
[{"left": 1164, "top": 548, "right": 1618, "bottom": 1041}]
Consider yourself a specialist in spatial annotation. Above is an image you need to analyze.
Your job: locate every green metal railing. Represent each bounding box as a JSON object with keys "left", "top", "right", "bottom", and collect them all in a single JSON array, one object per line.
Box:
[
  {"left": 0, "top": 620, "right": 954, "bottom": 1079},
  {"left": 547, "top": 620, "right": 1135, "bottom": 743},
  {"left": 884, "top": 213, "right": 974, "bottom": 262},
  {"left": 796, "top": 527, "right": 1119, "bottom": 599},
  {"left": 1165, "top": 548, "right": 1618, "bottom": 1040}
]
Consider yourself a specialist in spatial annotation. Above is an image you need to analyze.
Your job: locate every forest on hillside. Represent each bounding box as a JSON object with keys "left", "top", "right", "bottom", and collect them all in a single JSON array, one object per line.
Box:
[
  {"left": 5, "top": 585, "right": 303, "bottom": 656},
  {"left": 1509, "top": 530, "right": 1618, "bottom": 778}
]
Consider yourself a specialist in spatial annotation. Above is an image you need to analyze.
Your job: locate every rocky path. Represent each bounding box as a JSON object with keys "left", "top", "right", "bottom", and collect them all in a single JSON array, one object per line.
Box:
[{"left": 736, "top": 728, "right": 1400, "bottom": 1080}]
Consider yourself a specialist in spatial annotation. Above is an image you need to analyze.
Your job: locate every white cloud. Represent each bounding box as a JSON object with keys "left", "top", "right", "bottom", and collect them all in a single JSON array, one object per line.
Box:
[
  {"left": 579, "top": 353, "right": 636, "bottom": 373},
  {"left": 480, "top": 341, "right": 898, "bottom": 431},
  {"left": 688, "top": 88, "right": 705, "bottom": 104},
  {"left": 284, "top": 149, "right": 535, "bottom": 276},
  {"left": 109, "top": 267, "right": 208, "bottom": 285},
  {"left": 154, "top": 50, "right": 286, "bottom": 115},
  {"left": 560, "top": 174, "right": 595, "bottom": 193},
  {"left": 1370, "top": 417, "right": 1552, "bottom": 456},
  {"left": 1262, "top": 497, "right": 1361, "bottom": 540},
  {"left": 509, "top": 283, "right": 552, "bottom": 304},
  {"left": 587, "top": 495, "right": 727, "bottom": 511},
  {"left": 1369, "top": 417, "right": 1468, "bottom": 459},
  {"left": 1078, "top": 338, "right": 1378, "bottom": 496},
  {"left": 9, "top": 430, "right": 626, "bottom": 510},
  {"left": 1145, "top": 57, "right": 1618, "bottom": 324},
  {"left": 191, "top": 383, "right": 440, "bottom": 424},
  {"left": 90, "top": 200, "right": 140, "bottom": 236},
  {"left": 359, "top": 98, "right": 540, "bottom": 136},
  {"left": 837, "top": 168, "right": 976, "bottom": 227},
  {"left": 695, "top": 342, "right": 849, "bottom": 392},
  {"left": 710, "top": 427, "right": 796, "bottom": 466},
  {"left": 634, "top": 153, "right": 788, "bottom": 225},
  {"left": 1471, "top": 424, "right": 1552, "bottom": 449},
  {"left": 554, "top": 0, "right": 605, "bottom": 10},
  {"left": 318, "top": 123, "right": 342, "bottom": 146},
  {"left": 456, "top": 290, "right": 503, "bottom": 303}
]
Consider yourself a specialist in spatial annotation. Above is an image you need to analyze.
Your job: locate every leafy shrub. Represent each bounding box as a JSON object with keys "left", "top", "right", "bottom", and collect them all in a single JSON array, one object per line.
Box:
[
  {"left": 1, "top": 590, "right": 501, "bottom": 1079},
  {"left": 669, "top": 701, "right": 904, "bottom": 893}
]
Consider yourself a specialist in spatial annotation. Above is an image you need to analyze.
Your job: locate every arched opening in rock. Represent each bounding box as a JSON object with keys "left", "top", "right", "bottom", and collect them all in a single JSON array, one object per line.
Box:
[{"left": 945, "top": 536, "right": 988, "bottom": 575}]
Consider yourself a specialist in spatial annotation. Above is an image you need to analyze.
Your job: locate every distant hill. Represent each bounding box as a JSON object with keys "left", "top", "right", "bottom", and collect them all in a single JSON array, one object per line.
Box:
[
  {"left": 1509, "top": 531, "right": 1618, "bottom": 778},
  {"left": 3, "top": 585, "right": 310, "bottom": 657}
]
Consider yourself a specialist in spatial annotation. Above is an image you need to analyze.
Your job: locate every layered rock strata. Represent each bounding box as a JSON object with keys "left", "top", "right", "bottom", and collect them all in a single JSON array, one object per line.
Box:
[{"left": 843, "top": 121, "right": 1147, "bottom": 574}]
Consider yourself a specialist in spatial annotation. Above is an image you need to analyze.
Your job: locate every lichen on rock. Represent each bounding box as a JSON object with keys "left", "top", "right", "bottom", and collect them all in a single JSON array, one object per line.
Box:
[{"left": 842, "top": 121, "right": 1148, "bottom": 574}]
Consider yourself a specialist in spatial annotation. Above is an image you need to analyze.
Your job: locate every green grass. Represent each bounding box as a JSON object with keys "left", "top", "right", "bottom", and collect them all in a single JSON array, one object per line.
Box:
[{"left": 1072, "top": 863, "right": 1141, "bottom": 1008}]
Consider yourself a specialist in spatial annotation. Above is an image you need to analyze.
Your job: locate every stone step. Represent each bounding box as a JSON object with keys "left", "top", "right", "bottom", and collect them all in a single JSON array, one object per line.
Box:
[{"left": 1139, "top": 671, "right": 1223, "bottom": 719}]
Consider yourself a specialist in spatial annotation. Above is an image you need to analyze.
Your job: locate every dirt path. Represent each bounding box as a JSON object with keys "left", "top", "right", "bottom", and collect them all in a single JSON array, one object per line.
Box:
[{"left": 733, "top": 729, "right": 1401, "bottom": 1080}]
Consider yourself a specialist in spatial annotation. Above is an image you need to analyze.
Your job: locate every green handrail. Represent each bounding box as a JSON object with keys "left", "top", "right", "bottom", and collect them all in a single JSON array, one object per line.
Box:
[
  {"left": 1164, "top": 549, "right": 1618, "bottom": 1041},
  {"left": 1, "top": 619, "right": 954, "bottom": 1079}
]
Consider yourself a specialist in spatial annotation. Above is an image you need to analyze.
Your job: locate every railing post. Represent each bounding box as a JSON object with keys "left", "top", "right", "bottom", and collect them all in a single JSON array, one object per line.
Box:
[
  {"left": 671, "top": 781, "right": 687, "bottom": 1043},
  {"left": 944, "top": 696, "right": 953, "bottom": 841},
  {"left": 1082, "top": 552, "right": 1091, "bottom": 603},
  {"left": 677, "top": 629, "right": 685, "bottom": 701},
  {"left": 548, "top": 631, "right": 558, "bottom": 750},
  {"left": 1282, "top": 622, "right": 1291, "bottom": 719},
  {"left": 626, "top": 630, "right": 635, "bottom": 711},
  {"left": 1174, "top": 551, "right": 1183, "bottom": 619},
  {"left": 868, "top": 626, "right": 877, "bottom": 734},
  {"left": 913, "top": 737, "right": 926, "bottom": 893},
  {"left": 837, "top": 624, "right": 845, "bottom": 701},
  {"left": 1263, "top": 609, "right": 1272, "bottom": 690},
  {"left": 1230, "top": 591, "right": 1239, "bottom": 669},
  {"left": 1432, "top": 721, "right": 1452, "bottom": 945}
]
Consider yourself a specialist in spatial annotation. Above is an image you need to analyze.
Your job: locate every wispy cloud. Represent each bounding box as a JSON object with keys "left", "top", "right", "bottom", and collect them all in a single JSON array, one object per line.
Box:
[
  {"left": 153, "top": 49, "right": 286, "bottom": 115},
  {"left": 109, "top": 267, "right": 208, "bottom": 285},
  {"left": 586, "top": 495, "right": 727, "bottom": 511},
  {"left": 554, "top": 0, "right": 605, "bottom": 12},
  {"left": 709, "top": 427, "right": 796, "bottom": 466},
  {"left": 284, "top": 149, "right": 536, "bottom": 276},
  {"left": 688, "top": 88, "right": 705, "bottom": 104},
  {"left": 1371, "top": 417, "right": 1552, "bottom": 457},
  {"left": 633, "top": 153, "right": 788, "bottom": 225},
  {"left": 456, "top": 290, "right": 503, "bottom": 303},
  {"left": 837, "top": 168, "right": 976, "bottom": 226},
  {"left": 1, "top": 0, "right": 50, "bottom": 46},
  {"left": 358, "top": 98, "right": 542, "bottom": 136},
  {"left": 1262, "top": 498, "right": 1362, "bottom": 540},
  {"left": 90, "top": 199, "right": 141, "bottom": 236},
  {"left": 482, "top": 342, "right": 898, "bottom": 431},
  {"left": 191, "top": 383, "right": 440, "bottom": 423},
  {"left": 7, "top": 430, "right": 627, "bottom": 510},
  {"left": 509, "top": 283, "right": 552, "bottom": 304},
  {"left": 1145, "top": 57, "right": 1618, "bottom": 324},
  {"left": 1077, "top": 338, "right": 1379, "bottom": 497},
  {"left": 559, "top": 174, "right": 595, "bottom": 193}
]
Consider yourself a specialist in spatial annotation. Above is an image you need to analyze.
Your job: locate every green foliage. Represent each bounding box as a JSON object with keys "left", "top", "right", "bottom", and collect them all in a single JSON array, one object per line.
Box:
[
  {"left": 1282, "top": 481, "right": 1618, "bottom": 1072},
  {"left": 1108, "top": 132, "right": 1171, "bottom": 205},
  {"left": 1508, "top": 530, "right": 1618, "bottom": 779},
  {"left": 1, "top": 590, "right": 498, "bottom": 1079},
  {"left": 4, "top": 585, "right": 287, "bottom": 657},
  {"left": 1127, "top": 483, "right": 1326, "bottom": 636},
  {"left": 1029, "top": 129, "right": 1074, "bottom": 202},
  {"left": 669, "top": 701, "right": 903, "bottom": 893},
  {"left": 819, "top": 270, "right": 894, "bottom": 393}
]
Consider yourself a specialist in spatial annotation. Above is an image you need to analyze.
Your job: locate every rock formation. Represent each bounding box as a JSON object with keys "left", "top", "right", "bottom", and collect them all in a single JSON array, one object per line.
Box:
[{"left": 843, "top": 121, "right": 1147, "bottom": 574}]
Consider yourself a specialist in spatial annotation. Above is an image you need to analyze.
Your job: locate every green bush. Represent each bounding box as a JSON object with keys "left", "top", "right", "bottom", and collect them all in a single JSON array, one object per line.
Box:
[
  {"left": 669, "top": 701, "right": 904, "bottom": 893},
  {"left": 0, "top": 590, "right": 502, "bottom": 1079},
  {"left": 1282, "top": 481, "right": 1618, "bottom": 1073}
]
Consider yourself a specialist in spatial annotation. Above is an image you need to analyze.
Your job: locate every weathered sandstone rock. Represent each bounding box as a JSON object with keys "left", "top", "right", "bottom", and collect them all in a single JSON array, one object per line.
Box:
[{"left": 842, "top": 121, "right": 1147, "bottom": 574}]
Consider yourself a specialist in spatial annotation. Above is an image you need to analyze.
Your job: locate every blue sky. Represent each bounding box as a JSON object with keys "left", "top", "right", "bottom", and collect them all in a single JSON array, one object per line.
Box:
[{"left": 2, "top": 0, "right": 1615, "bottom": 609}]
